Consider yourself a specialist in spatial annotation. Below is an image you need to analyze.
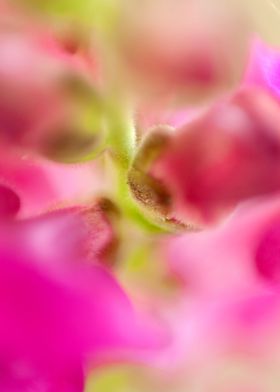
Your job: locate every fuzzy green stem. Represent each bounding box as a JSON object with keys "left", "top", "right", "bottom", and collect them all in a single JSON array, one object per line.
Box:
[{"left": 106, "top": 99, "right": 168, "bottom": 234}]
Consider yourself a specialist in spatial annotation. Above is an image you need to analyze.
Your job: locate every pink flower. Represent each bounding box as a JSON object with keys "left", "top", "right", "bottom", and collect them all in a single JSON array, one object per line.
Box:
[
  {"left": 0, "top": 15, "right": 105, "bottom": 163},
  {"left": 0, "top": 213, "right": 167, "bottom": 391},
  {"left": 150, "top": 88, "right": 280, "bottom": 225},
  {"left": 114, "top": 0, "right": 249, "bottom": 104},
  {"left": 149, "top": 199, "right": 280, "bottom": 388}
]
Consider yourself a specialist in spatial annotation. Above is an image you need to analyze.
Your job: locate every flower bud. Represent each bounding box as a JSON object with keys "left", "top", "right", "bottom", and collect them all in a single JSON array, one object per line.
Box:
[
  {"left": 0, "top": 25, "right": 106, "bottom": 162},
  {"left": 114, "top": 0, "right": 250, "bottom": 105},
  {"left": 151, "top": 88, "right": 280, "bottom": 225}
]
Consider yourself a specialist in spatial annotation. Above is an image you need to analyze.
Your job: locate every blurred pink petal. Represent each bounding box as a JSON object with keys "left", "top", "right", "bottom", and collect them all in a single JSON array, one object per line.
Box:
[
  {"left": 0, "top": 217, "right": 167, "bottom": 390},
  {"left": 156, "top": 199, "right": 280, "bottom": 376},
  {"left": 156, "top": 289, "right": 280, "bottom": 388},
  {"left": 0, "top": 17, "right": 104, "bottom": 162},
  {"left": 115, "top": 0, "right": 249, "bottom": 105},
  {"left": 245, "top": 39, "right": 280, "bottom": 98},
  {"left": 164, "top": 197, "right": 280, "bottom": 295},
  {"left": 0, "top": 150, "right": 101, "bottom": 218},
  {"left": 14, "top": 201, "right": 118, "bottom": 266}
]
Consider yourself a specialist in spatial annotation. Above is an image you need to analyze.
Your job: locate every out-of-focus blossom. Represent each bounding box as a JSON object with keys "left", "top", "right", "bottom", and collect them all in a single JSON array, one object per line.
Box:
[
  {"left": 2, "top": 0, "right": 280, "bottom": 391},
  {"left": 0, "top": 214, "right": 167, "bottom": 391},
  {"left": 126, "top": 198, "right": 280, "bottom": 390},
  {"left": 0, "top": 18, "right": 106, "bottom": 163},
  {"left": 155, "top": 290, "right": 280, "bottom": 392},
  {"left": 87, "top": 292, "right": 280, "bottom": 392},
  {"left": 130, "top": 88, "right": 280, "bottom": 226},
  {"left": 113, "top": 0, "right": 250, "bottom": 105}
]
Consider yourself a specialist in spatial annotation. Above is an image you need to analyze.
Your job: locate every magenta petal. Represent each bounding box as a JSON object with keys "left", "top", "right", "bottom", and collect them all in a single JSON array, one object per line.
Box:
[
  {"left": 0, "top": 185, "right": 20, "bottom": 218},
  {"left": 0, "top": 215, "right": 167, "bottom": 389},
  {"left": 245, "top": 39, "right": 280, "bottom": 98},
  {"left": 0, "top": 362, "right": 84, "bottom": 392},
  {"left": 255, "top": 222, "right": 280, "bottom": 283},
  {"left": 0, "top": 247, "right": 163, "bottom": 364}
]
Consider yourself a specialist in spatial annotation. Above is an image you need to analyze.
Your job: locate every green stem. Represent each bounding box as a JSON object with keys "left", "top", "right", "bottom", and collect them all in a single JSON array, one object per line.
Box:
[{"left": 106, "top": 99, "right": 168, "bottom": 233}]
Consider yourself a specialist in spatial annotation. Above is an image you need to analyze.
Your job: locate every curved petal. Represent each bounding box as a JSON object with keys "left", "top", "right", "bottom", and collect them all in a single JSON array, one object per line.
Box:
[{"left": 0, "top": 217, "right": 168, "bottom": 389}]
